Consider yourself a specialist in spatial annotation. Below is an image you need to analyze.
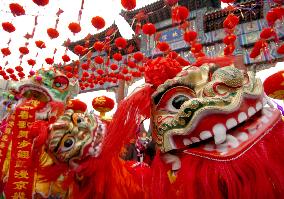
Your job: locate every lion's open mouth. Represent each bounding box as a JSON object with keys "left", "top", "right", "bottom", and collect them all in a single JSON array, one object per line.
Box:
[{"left": 19, "top": 84, "right": 52, "bottom": 103}]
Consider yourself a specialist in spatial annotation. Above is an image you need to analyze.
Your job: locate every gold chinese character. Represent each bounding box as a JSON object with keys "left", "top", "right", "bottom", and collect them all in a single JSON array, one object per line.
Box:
[
  {"left": 15, "top": 160, "right": 26, "bottom": 168},
  {"left": 17, "top": 140, "right": 30, "bottom": 149},
  {"left": 5, "top": 127, "right": 11, "bottom": 135},
  {"left": 14, "top": 170, "right": 29, "bottom": 179},
  {"left": 8, "top": 121, "right": 14, "bottom": 127},
  {"left": 12, "top": 192, "right": 26, "bottom": 199},
  {"left": 19, "top": 111, "right": 29, "bottom": 120},
  {"left": 1, "top": 135, "right": 8, "bottom": 142},
  {"left": 17, "top": 151, "right": 29, "bottom": 159},
  {"left": 95, "top": 97, "right": 106, "bottom": 105},
  {"left": 17, "top": 121, "right": 27, "bottom": 129},
  {"left": 0, "top": 142, "right": 5, "bottom": 149},
  {"left": 13, "top": 181, "right": 28, "bottom": 190},
  {"left": 18, "top": 131, "right": 28, "bottom": 139},
  {"left": 30, "top": 100, "right": 40, "bottom": 107}
]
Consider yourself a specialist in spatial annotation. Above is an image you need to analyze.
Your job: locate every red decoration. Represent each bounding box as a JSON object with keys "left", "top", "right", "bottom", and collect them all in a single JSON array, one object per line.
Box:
[
  {"left": 115, "top": 37, "right": 127, "bottom": 49},
  {"left": 64, "top": 65, "right": 73, "bottom": 72},
  {"left": 110, "top": 64, "right": 118, "bottom": 70},
  {"left": 190, "top": 43, "right": 202, "bottom": 53},
  {"left": 6, "top": 68, "right": 14, "bottom": 74},
  {"left": 91, "top": 16, "right": 105, "bottom": 30},
  {"left": 172, "top": 6, "right": 189, "bottom": 23},
  {"left": 74, "top": 45, "right": 87, "bottom": 56},
  {"left": 1, "top": 48, "right": 11, "bottom": 56},
  {"left": 121, "top": 0, "right": 136, "bottom": 10},
  {"left": 127, "top": 61, "right": 137, "bottom": 68},
  {"left": 277, "top": 44, "right": 284, "bottom": 55},
  {"left": 18, "top": 72, "right": 25, "bottom": 78},
  {"left": 9, "top": 3, "right": 25, "bottom": 16},
  {"left": 175, "top": 56, "right": 190, "bottom": 66},
  {"left": 142, "top": 23, "right": 156, "bottom": 35},
  {"left": 93, "top": 41, "right": 104, "bottom": 51},
  {"left": 47, "top": 28, "right": 59, "bottom": 39},
  {"left": 157, "top": 42, "right": 170, "bottom": 52},
  {"left": 97, "top": 69, "right": 104, "bottom": 75},
  {"left": 223, "top": 34, "right": 237, "bottom": 45},
  {"left": 15, "top": 66, "right": 23, "bottom": 72},
  {"left": 263, "top": 71, "right": 284, "bottom": 100},
  {"left": 133, "top": 52, "right": 144, "bottom": 62},
  {"left": 113, "top": 53, "right": 123, "bottom": 61},
  {"left": 68, "top": 22, "right": 81, "bottom": 34},
  {"left": 145, "top": 57, "right": 182, "bottom": 87},
  {"left": 164, "top": 0, "right": 178, "bottom": 6},
  {"left": 224, "top": 45, "right": 235, "bottom": 56},
  {"left": 223, "top": 14, "right": 239, "bottom": 29},
  {"left": 32, "top": 0, "right": 49, "bottom": 6},
  {"left": 81, "top": 63, "right": 90, "bottom": 70},
  {"left": 45, "top": 58, "right": 54, "bottom": 65},
  {"left": 92, "top": 96, "right": 115, "bottom": 113},
  {"left": 19, "top": 47, "right": 29, "bottom": 55},
  {"left": 122, "top": 67, "right": 129, "bottom": 74},
  {"left": 260, "top": 28, "right": 276, "bottom": 39},
  {"left": 62, "top": 54, "right": 71, "bottom": 62},
  {"left": 35, "top": 40, "right": 46, "bottom": 49},
  {"left": 83, "top": 71, "right": 89, "bottom": 77},
  {"left": 249, "top": 48, "right": 261, "bottom": 59},
  {"left": 2, "top": 22, "right": 16, "bottom": 33},
  {"left": 184, "top": 31, "right": 197, "bottom": 43},
  {"left": 167, "top": 51, "right": 178, "bottom": 59},
  {"left": 27, "top": 59, "right": 36, "bottom": 66},
  {"left": 67, "top": 99, "right": 87, "bottom": 113},
  {"left": 95, "top": 56, "right": 104, "bottom": 64}
]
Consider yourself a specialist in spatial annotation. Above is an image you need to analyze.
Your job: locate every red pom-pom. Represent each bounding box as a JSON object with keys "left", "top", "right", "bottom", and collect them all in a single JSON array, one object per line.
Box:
[
  {"left": 32, "top": 0, "right": 49, "bottom": 6},
  {"left": 62, "top": 54, "right": 70, "bottom": 62},
  {"left": 47, "top": 28, "right": 59, "bottom": 39},
  {"left": 15, "top": 66, "right": 23, "bottom": 72},
  {"left": 191, "top": 43, "right": 202, "bottom": 53},
  {"left": 184, "top": 31, "right": 197, "bottom": 43},
  {"left": 95, "top": 56, "right": 104, "bottom": 64},
  {"left": 91, "top": 16, "right": 105, "bottom": 30},
  {"left": 27, "top": 59, "right": 36, "bottom": 66},
  {"left": 172, "top": 6, "right": 189, "bottom": 23},
  {"left": 113, "top": 53, "right": 122, "bottom": 61},
  {"left": 19, "top": 47, "right": 29, "bottom": 55},
  {"left": 121, "top": 0, "right": 136, "bottom": 10},
  {"left": 142, "top": 23, "right": 156, "bottom": 35},
  {"left": 115, "top": 37, "right": 127, "bottom": 49},
  {"left": 93, "top": 41, "right": 104, "bottom": 51},
  {"left": 277, "top": 44, "right": 284, "bottom": 55},
  {"left": 97, "top": 69, "right": 104, "bottom": 75},
  {"left": 1, "top": 48, "right": 11, "bottom": 56},
  {"left": 74, "top": 45, "right": 87, "bottom": 56},
  {"left": 260, "top": 28, "right": 276, "bottom": 39},
  {"left": 223, "top": 14, "right": 239, "bottom": 29},
  {"left": 2, "top": 22, "right": 16, "bottom": 33},
  {"left": 68, "top": 22, "right": 81, "bottom": 34},
  {"left": 35, "top": 40, "right": 46, "bottom": 49},
  {"left": 110, "top": 64, "right": 118, "bottom": 70},
  {"left": 9, "top": 3, "right": 25, "bottom": 16},
  {"left": 145, "top": 57, "right": 182, "bottom": 87},
  {"left": 157, "top": 42, "right": 170, "bottom": 52},
  {"left": 81, "top": 62, "right": 90, "bottom": 70},
  {"left": 133, "top": 52, "right": 144, "bottom": 62},
  {"left": 64, "top": 65, "right": 73, "bottom": 72},
  {"left": 223, "top": 34, "right": 237, "bottom": 45},
  {"left": 45, "top": 58, "right": 54, "bottom": 65}
]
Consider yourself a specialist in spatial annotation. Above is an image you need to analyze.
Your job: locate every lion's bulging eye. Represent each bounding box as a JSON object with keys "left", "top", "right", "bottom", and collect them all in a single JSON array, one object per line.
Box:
[
  {"left": 172, "top": 95, "right": 189, "bottom": 109},
  {"left": 61, "top": 137, "right": 75, "bottom": 152}
]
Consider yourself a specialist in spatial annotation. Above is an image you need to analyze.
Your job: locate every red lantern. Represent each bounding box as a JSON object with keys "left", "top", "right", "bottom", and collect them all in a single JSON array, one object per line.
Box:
[
  {"left": 260, "top": 28, "right": 276, "bottom": 39},
  {"left": 82, "top": 71, "right": 89, "bottom": 77},
  {"left": 122, "top": 67, "right": 129, "bottom": 74},
  {"left": 92, "top": 96, "right": 115, "bottom": 114},
  {"left": 2, "top": 22, "right": 16, "bottom": 33},
  {"left": 45, "top": 58, "right": 54, "bottom": 65},
  {"left": 249, "top": 47, "right": 261, "bottom": 59},
  {"left": 27, "top": 59, "right": 36, "bottom": 66},
  {"left": 157, "top": 42, "right": 170, "bottom": 52},
  {"left": 121, "top": 0, "right": 136, "bottom": 10},
  {"left": 223, "top": 34, "right": 237, "bottom": 45},
  {"left": 47, "top": 28, "right": 59, "bottom": 39},
  {"left": 263, "top": 71, "right": 284, "bottom": 100},
  {"left": 93, "top": 41, "right": 104, "bottom": 51},
  {"left": 115, "top": 37, "right": 127, "bottom": 49},
  {"left": 66, "top": 72, "right": 73, "bottom": 78},
  {"left": 142, "top": 23, "right": 156, "bottom": 35},
  {"left": 15, "top": 66, "right": 23, "bottom": 72},
  {"left": 277, "top": 44, "right": 284, "bottom": 55},
  {"left": 64, "top": 65, "right": 73, "bottom": 72},
  {"left": 91, "top": 16, "right": 105, "bottom": 30},
  {"left": 224, "top": 45, "right": 235, "bottom": 55},
  {"left": 6, "top": 68, "right": 14, "bottom": 74},
  {"left": 19, "top": 47, "right": 29, "bottom": 55},
  {"left": 113, "top": 53, "right": 123, "bottom": 61},
  {"left": 18, "top": 72, "right": 25, "bottom": 78},
  {"left": 32, "top": 0, "right": 49, "bottom": 6},
  {"left": 1, "top": 48, "right": 11, "bottom": 56},
  {"left": 35, "top": 40, "right": 46, "bottom": 49},
  {"left": 110, "top": 64, "right": 118, "bottom": 70},
  {"left": 167, "top": 51, "right": 178, "bottom": 59},
  {"left": 95, "top": 56, "right": 104, "bottom": 64},
  {"left": 133, "top": 52, "right": 144, "bottom": 62},
  {"left": 74, "top": 45, "right": 87, "bottom": 56},
  {"left": 68, "top": 22, "right": 81, "bottom": 34},
  {"left": 190, "top": 43, "right": 202, "bottom": 53},
  {"left": 81, "top": 62, "right": 90, "bottom": 70},
  {"left": 62, "top": 54, "right": 71, "bottom": 62},
  {"left": 127, "top": 61, "right": 137, "bottom": 68},
  {"left": 172, "top": 6, "right": 189, "bottom": 23},
  {"left": 223, "top": 14, "right": 239, "bottom": 29},
  {"left": 9, "top": 3, "right": 25, "bottom": 16},
  {"left": 184, "top": 31, "right": 197, "bottom": 43},
  {"left": 97, "top": 69, "right": 104, "bottom": 75}
]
